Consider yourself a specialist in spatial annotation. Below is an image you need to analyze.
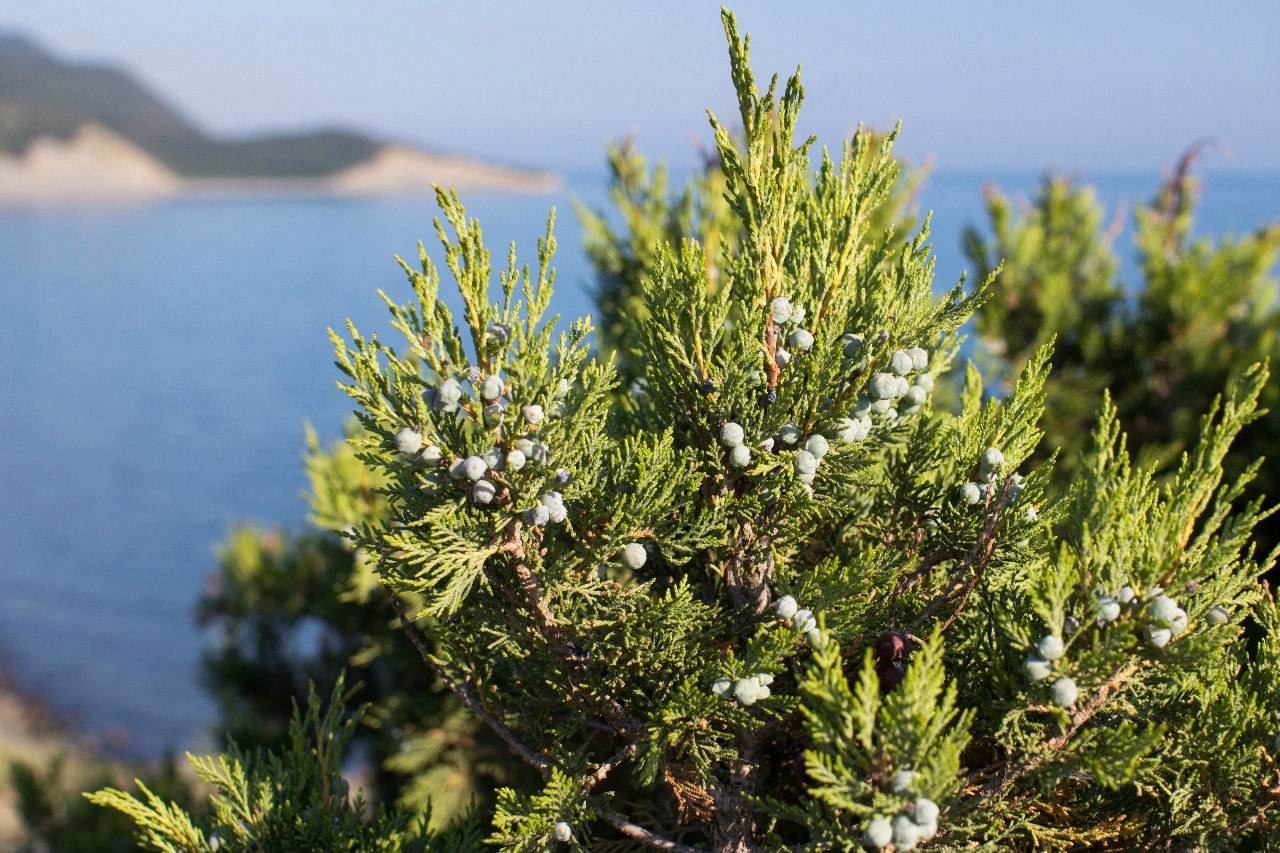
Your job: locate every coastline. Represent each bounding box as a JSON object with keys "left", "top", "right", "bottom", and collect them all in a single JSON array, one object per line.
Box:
[
  {"left": 0, "top": 124, "right": 562, "bottom": 207},
  {"left": 0, "top": 674, "right": 83, "bottom": 846}
]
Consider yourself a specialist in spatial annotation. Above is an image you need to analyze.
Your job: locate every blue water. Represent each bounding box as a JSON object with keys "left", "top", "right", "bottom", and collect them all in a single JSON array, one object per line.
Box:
[{"left": 0, "top": 170, "right": 1275, "bottom": 757}]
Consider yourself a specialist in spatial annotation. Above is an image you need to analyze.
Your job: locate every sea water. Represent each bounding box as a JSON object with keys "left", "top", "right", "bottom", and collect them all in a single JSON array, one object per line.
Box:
[{"left": 0, "top": 170, "right": 1274, "bottom": 757}]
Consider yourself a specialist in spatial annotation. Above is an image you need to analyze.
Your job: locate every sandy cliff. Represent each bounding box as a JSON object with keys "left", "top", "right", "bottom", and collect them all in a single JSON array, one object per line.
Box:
[
  {"left": 0, "top": 123, "right": 182, "bottom": 203},
  {"left": 330, "top": 144, "right": 561, "bottom": 195},
  {"left": 0, "top": 125, "right": 560, "bottom": 204}
]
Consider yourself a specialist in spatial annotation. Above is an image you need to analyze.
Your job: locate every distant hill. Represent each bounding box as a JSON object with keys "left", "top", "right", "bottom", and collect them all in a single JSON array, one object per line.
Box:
[{"left": 0, "top": 32, "right": 558, "bottom": 197}]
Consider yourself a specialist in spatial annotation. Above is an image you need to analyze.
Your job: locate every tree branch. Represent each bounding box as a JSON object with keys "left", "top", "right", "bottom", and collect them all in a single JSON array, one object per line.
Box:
[
  {"left": 977, "top": 662, "right": 1140, "bottom": 800},
  {"left": 383, "top": 586, "right": 550, "bottom": 777},
  {"left": 595, "top": 808, "right": 702, "bottom": 853}
]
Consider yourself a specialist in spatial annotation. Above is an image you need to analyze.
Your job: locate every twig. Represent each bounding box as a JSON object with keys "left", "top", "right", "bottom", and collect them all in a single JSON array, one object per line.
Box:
[
  {"left": 500, "top": 520, "right": 646, "bottom": 738},
  {"left": 595, "top": 809, "right": 702, "bottom": 852},
  {"left": 383, "top": 586, "right": 550, "bottom": 777},
  {"left": 977, "top": 663, "right": 1140, "bottom": 800},
  {"left": 589, "top": 742, "right": 639, "bottom": 789}
]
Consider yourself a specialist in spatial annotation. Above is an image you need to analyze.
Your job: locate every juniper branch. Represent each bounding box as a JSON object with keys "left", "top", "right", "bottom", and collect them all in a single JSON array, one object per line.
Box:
[{"left": 384, "top": 586, "right": 550, "bottom": 776}]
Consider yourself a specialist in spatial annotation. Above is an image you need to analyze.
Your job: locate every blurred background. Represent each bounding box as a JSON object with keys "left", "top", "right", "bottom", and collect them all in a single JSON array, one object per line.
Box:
[{"left": 0, "top": 0, "right": 1277, "bottom": 842}]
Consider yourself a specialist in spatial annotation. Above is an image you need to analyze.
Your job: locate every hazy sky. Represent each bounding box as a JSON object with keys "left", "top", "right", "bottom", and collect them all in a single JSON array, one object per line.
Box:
[{"left": 4, "top": 1, "right": 1279, "bottom": 174}]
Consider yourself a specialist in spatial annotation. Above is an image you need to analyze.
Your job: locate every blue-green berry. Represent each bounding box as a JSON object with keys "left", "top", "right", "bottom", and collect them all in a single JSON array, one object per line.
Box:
[
  {"left": 1207, "top": 605, "right": 1230, "bottom": 626},
  {"left": 472, "top": 480, "right": 497, "bottom": 504},
  {"left": 791, "top": 305, "right": 806, "bottom": 324},
  {"left": 505, "top": 449, "right": 526, "bottom": 470},
  {"left": 529, "top": 442, "right": 550, "bottom": 466},
  {"left": 863, "top": 816, "right": 892, "bottom": 849},
  {"left": 807, "top": 627, "right": 827, "bottom": 649},
  {"left": 395, "top": 428, "right": 424, "bottom": 456},
  {"left": 1118, "top": 585, "right": 1136, "bottom": 604},
  {"left": 870, "top": 372, "right": 898, "bottom": 400},
  {"left": 792, "top": 609, "right": 816, "bottom": 633},
  {"left": 913, "top": 373, "right": 934, "bottom": 393},
  {"left": 842, "top": 333, "right": 865, "bottom": 358},
  {"left": 1145, "top": 625, "right": 1172, "bottom": 648},
  {"left": 906, "top": 346, "right": 929, "bottom": 372},
  {"left": 1169, "top": 608, "right": 1188, "bottom": 635},
  {"left": 1050, "top": 677, "right": 1078, "bottom": 707},
  {"left": 902, "top": 385, "right": 927, "bottom": 409},
  {"left": 795, "top": 450, "right": 819, "bottom": 475},
  {"left": 804, "top": 434, "right": 829, "bottom": 459},
  {"left": 437, "top": 378, "right": 463, "bottom": 406},
  {"left": 774, "top": 595, "right": 799, "bottom": 620},
  {"left": 1038, "top": 634, "right": 1065, "bottom": 661},
  {"left": 523, "top": 404, "right": 544, "bottom": 425},
  {"left": 780, "top": 423, "right": 802, "bottom": 444},
  {"left": 1147, "top": 595, "right": 1180, "bottom": 624},
  {"left": 621, "top": 543, "right": 647, "bottom": 569},
  {"left": 890, "top": 769, "right": 916, "bottom": 793},
  {"left": 449, "top": 458, "right": 468, "bottom": 480},
  {"left": 480, "top": 375, "right": 504, "bottom": 401},
  {"left": 980, "top": 446, "right": 1004, "bottom": 472},
  {"left": 871, "top": 398, "right": 893, "bottom": 415},
  {"left": 481, "top": 447, "right": 503, "bottom": 469},
  {"left": 554, "top": 467, "right": 570, "bottom": 484},
  {"left": 770, "top": 296, "right": 792, "bottom": 324},
  {"left": 913, "top": 798, "right": 939, "bottom": 826},
  {"left": 487, "top": 322, "right": 510, "bottom": 345},
  {"left": 483, "top": 403, "right": 504, "bottom": 425},
  {"left": 552, "top": 821, "right": 571, "bottom": 843},
  {"left": 775, "top": 348, "right": 792, "bottom": 367},
  {"left": 960, "top": 481, "right": 982, "bottom": 505},
  {"left": 540, "top": 491, "right": 567, "bottom": 524},
  {"left": 1095, "top": 595, "right": 1121, "bottom": 623},
  {"left": 711, "top": 677, "right": 733, "bottom": 698},
  {"left": 851, "top": 397, "right": 873, "bottom": 419},
  {"left": 889, "top": 350, "right": 913, "bottom": 376},
  {"left": 729, "top": 444, "right": 752, "bottom": 468},
  {"left": 462, "top": 456, "right": 487, "bottom": 481},
  {"left": 836, "top": 416, "right": 872, "bottom": 442},
  {"left": 891, "top": 814, "right": 920, "bottom": 850},
  {"left": 734, "top": 677, "right": 763, "bottom": 705},
  {"left": 420, "top": 445, "right": 442, "bottom": 463},
  {"left": 720, "top": 422, "right": 745, "bottom": 447},
  {"left": 524, "top": 504, "right": 550, "bottom": 526},
  {"left": 789, "top": 328, "right": 814, "bottom": 352},
  {"left": 1023, "top": 655, "right": 1053, "bottom": 681}
]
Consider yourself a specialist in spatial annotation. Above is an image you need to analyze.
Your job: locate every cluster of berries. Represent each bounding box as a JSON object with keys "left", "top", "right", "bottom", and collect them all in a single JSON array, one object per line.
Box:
[
  {"left": 1021, "top": 633, "right": 1078, "bottom": 707},
  {"left": 773, "top": 594, "right": 827, "bottom": 649},
  {"left": 523, "top": 491, "right": 568, "bottom": 527},
  {"left": 720, "top": 421, "right": 753, "bottom": 468},
  {"left": 769, "top": 297, "right": 812, "bottom": 368},
  {"left": 711, "top": 671, "right": 774, "bottom": 706},
  {"left": 863, "top": 776, "right": 939, "bottom": 851},
  {"left": 957, "top": 447, "right": 1036, "bottom": 519},
  {"left": 785, "top": 429, "right": 830, "bottom": 486},
  {"left": 855, "top": 340, "right": 932, "bottom": 423},
  {"left": 1139, "top": 587, "right": 1190, "bottom": 648},
  {"left": 426, "top": 364, "right": 570, "bottom": 425}
]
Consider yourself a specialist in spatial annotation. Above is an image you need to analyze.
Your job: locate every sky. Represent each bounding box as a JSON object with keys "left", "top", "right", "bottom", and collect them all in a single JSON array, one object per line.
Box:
[{"left": 3, "top": 1, "right": 1279, "bottom": 176}]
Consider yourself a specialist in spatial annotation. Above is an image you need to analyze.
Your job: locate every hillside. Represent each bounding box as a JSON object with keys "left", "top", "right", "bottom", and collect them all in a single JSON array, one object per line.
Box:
[{"left": 0, "top": 32, "right": 557, "bottom": 193}]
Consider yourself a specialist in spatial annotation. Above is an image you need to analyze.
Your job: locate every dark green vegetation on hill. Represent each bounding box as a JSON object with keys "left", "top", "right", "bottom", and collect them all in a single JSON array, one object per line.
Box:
[{"left": 0, "top": 32, "right": 381, "bottom": 178}]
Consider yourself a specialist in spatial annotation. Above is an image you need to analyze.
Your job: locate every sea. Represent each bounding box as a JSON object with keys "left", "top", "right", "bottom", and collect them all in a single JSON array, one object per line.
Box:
[{"left": 0, "top": 168, "right": 1276, "bottom": 758}]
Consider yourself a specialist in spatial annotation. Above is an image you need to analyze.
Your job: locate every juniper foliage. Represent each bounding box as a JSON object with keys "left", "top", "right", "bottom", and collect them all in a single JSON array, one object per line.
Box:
[
  {"left": 95, "top": 10, "right": 1280, "bottom": 851},
  {"left": 963, "top": 155, "right": 1280, "bottom": 526}
]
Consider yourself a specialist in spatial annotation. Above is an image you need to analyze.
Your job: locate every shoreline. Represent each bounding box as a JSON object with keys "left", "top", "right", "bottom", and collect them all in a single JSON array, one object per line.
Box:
[
  {"left": 0, "top": 673, "right": 85, "bottom": 846},
  {"left": 0, "top": 124, "right": 563, "bottom": 207}
]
